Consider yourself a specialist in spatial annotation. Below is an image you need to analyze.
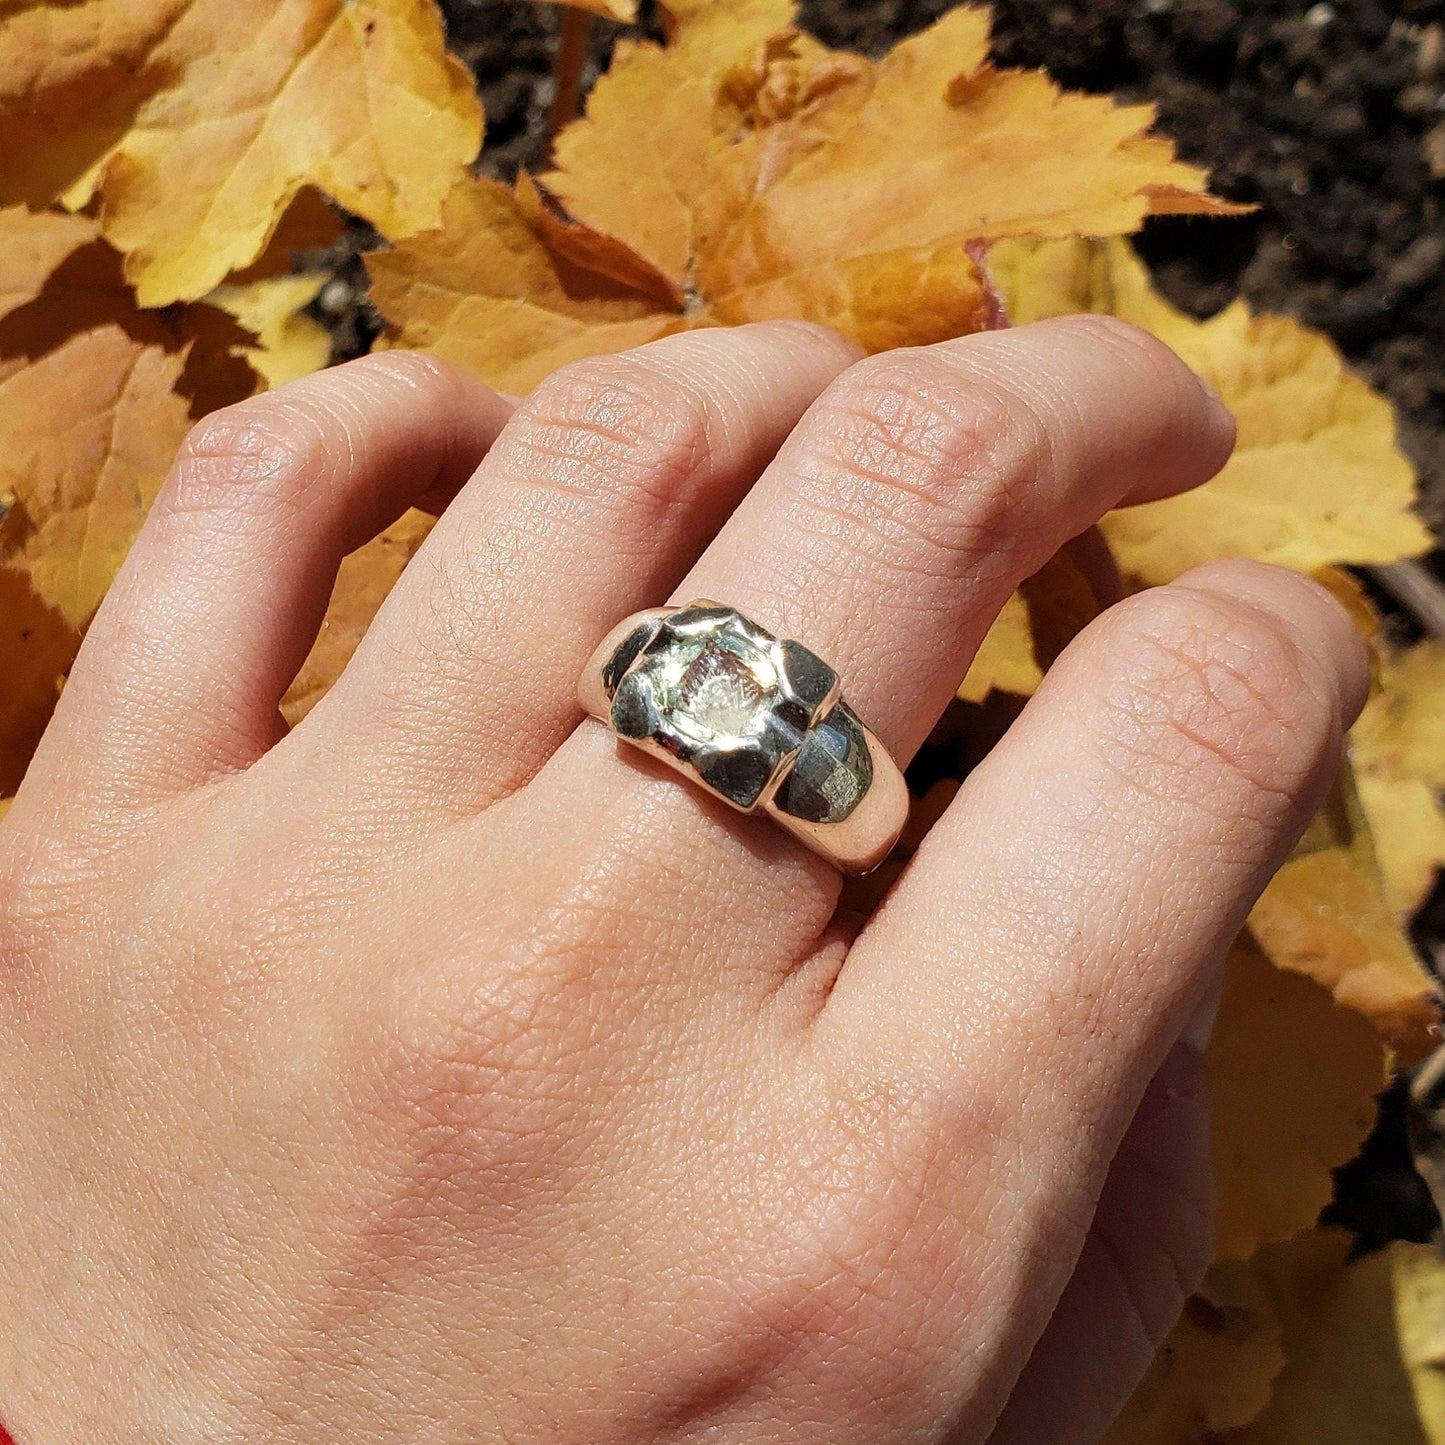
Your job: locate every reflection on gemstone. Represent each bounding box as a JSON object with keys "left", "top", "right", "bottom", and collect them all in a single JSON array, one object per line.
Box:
[
  {"left": 677, "top": 646, "right": 766, "bottom": 737},
  {"left": 653, "top": 635, "right": 779, "bottom": 745}
]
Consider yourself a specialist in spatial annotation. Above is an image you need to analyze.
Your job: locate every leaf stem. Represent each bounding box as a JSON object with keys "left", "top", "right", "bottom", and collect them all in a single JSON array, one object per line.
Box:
[
  {"left": 548, "top": 10, "right": 592, "bottom": 145},
  {"left": 1367, "top": 560, "right": 1445, "bottom": 644}
]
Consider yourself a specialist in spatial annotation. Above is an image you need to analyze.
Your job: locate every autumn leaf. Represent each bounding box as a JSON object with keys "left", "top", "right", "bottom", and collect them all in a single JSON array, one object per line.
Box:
[
  {"left": 281, "top": 510, "right": 435, "bottom": 725},
  {"left": 370, "top": 4, "right": 1236, "bottom": 389},
  {"left": 551, "top": 0, "right": 636, "bottom": 18},
  {"left": 0, "top": 207, "right": 256, "bottom": 625},
  {"left": 369, "top": 175, "right": 683, "bottom": 394},
  {"left": 959, "top": 592, "right": 1040, "bottom": 703},
  {"left": 0, "top": 0, "right": 482, "bottom": 305},
  {"left": 1249, "top": 766, "right": 1439, "bottom": 1058},
  {"left": 989, "top": 235, "right": 1431, "bottom": 584},
  {"left": 1227, "top": 1230, "right": 1433, "bottom": 1444},
  {"left": 1104, "top": 1256, "right": 1285, "bottom": 1443},
  {"left": 1396, "top": 1245, "right": 1445, "bottom": 1444},
  {"left": 0, "top": 566, "right": 81, "bottom": 796},
  {"left": 209, "top": 274, "right": 333, "bottom": 389},
  {"left": 1352, "top": 642, "right": 1445, "bottom": 916},
  {"left": 1208, "top": 934, "right": 1384, "bottom": 1262},
  {"left": 0, "top": 328, "right": 191, "bottom": 629}
]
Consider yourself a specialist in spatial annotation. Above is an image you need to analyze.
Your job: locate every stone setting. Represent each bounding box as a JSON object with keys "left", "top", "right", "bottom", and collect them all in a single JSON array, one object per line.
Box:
[{"left": 604, "top": 604, "right": 869, "bottom": 818}]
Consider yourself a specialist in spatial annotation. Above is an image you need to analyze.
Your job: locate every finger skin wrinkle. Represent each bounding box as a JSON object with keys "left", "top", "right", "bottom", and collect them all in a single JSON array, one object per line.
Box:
[
  {"left": 496, "top": 374, "right": 715, "bottom": 521},
  {"left": 1098, "top": 591, "right": 1343, "bottom": 814}
]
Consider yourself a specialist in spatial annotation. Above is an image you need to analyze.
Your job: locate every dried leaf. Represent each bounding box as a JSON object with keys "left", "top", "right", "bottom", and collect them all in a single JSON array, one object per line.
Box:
[
  {"left": 0, "top": 329, "right": 191, "bottom": 626},
  {"left": 1249, "top": 765, "right": 1438, "bottom": 1059},
  {"left": 372, "top": 6, "right": 1234, "bottom": 384},
  {"left": 209, "top": 273, "right": 332, "bottom": 388},
  {"left": 0, "top": 0, "right": 482, "bottom": 305},
  {"left": 281, "top": 509, "right": 434, "bottom": 724},
  {"left": 1352, "top": 642, "right": 1445, "bottom": 916},
  {"left": 1394, "top": 1244, "right": 1445, "bottom": 1443},
  {"left": 1104, "top": 1257, "right": 1284, "bottom": 1444},
  {"left": 959, "top": 592, "right": 1040, "bottom": 703},
  {"left": 1227, "top": 1230, "right": 1430, "bottom": 1445},
  {"left": 1208, "top": 934, "right": 1383, "bottom": 1262},
  {"left": 0, "top": 207, "right": 254, "bottom": 623},
  {"left": 0, "top": 566, "right": 81, "bottom": 796},
  {"left": 548, "top": 0, "right": 636, "bottom": 18},
  {"left": 989, "top": 236, "right": 1431, "bottom": 583},
  {"left": 370, "top": 176, "right": 682, "bottom": 393}
]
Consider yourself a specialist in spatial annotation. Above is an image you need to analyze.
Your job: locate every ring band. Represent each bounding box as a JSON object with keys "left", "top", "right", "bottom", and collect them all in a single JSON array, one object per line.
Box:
[{"left": 578, "top": 602, "right": 909, "bottom": 874}]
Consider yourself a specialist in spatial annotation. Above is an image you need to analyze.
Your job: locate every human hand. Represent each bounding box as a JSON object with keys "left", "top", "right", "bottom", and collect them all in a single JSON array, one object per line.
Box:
[{"left": 0, "top": 318, "right": 1366, "bottom": 1443}]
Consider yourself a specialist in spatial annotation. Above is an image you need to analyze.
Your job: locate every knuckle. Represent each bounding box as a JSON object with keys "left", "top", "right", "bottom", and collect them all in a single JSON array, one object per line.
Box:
[
  {"left": 1061, "top": 312, "right": 1193, "bottom": 384},
  {"left": 168, "top": 400, "right": 324, "bottom": 523},
  {"left": 800, "top": 349, "right": 1045, "bottom": 558},
  {"left": 1099, "top": 586, "right": 1342, "bottom": 807},
  {"left": 500, "top": 353, "right": 715, "bottom": 517}
]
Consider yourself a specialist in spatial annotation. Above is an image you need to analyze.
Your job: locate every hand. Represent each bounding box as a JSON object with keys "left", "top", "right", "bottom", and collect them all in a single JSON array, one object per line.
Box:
[{"left": 0, "top": 318, "right": 1365, "bottom": 1443}]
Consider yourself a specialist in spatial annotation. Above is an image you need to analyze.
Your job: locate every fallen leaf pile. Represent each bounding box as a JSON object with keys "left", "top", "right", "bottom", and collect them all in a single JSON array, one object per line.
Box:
[{"left": 2, "top": 2, "right": 1444, "bottom": 1439}]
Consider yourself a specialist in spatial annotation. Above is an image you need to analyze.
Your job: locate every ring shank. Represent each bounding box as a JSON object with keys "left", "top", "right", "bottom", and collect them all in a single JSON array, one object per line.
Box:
[{"left": 579, "top": 605, "right": 909, "bottom": 875}]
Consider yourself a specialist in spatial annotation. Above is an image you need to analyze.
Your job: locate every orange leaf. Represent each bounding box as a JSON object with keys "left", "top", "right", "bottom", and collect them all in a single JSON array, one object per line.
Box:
[
  {"left": 1207, "top": 934, "right": 1384, "bottom": 1262},
  {"left": 0, "top": 329, "right": 191, "bottom": 627},
  {"left": 1104, "top": 1256, "right": 1285, "bottom": 1443},
  {"left": 0, "top": 0, "right": 482, "bottom": 304},
  {"left": 0, "top": 565, "right": 81, "bottom": 796},
  {"left": 373, "top": 5, "right": 1236, "bottom": 384},
  {"left": 369, "top": 176, "right": 682, "bottom": 393},
  {"left": 0, "top": 206, "right": 257, "bottom": 624},
  {"left": 1228, "top": 1230, "right": 1433, "bottom": 1445},
  {"left": 281, "top": 510, "right": 435, "bottom": 724},
  {"left": 1248, "top": 768, "right": 1439, "bottom": 1059},
  {"left": 990, "top": 235, "right": 1432, "bottom": 582}
]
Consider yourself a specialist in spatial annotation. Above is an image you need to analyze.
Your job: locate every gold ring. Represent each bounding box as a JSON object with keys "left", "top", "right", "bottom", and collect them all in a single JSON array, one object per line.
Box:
[{"left": 578, "top": 602, "right": 909, "bottom": 874}]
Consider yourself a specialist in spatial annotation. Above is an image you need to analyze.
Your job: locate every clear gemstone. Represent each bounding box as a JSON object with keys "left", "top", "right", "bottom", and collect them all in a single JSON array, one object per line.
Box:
[{"left": 677, "top": 646, "right": 767, "bottom": 737}]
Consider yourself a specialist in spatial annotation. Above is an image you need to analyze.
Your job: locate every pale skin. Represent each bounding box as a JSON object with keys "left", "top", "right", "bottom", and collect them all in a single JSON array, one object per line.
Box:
[{"left": 0, "top": 316, "right": 1366, "bottom": 1442}]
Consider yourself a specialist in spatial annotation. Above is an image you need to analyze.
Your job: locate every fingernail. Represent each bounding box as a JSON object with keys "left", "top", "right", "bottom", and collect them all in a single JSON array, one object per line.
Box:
[{"left": 1195, "top": 372, "right": 1237, "bottom": 441}]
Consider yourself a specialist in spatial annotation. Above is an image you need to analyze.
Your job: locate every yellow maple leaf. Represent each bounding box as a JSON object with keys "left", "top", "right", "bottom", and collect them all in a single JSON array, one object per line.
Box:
[
  {"left": 370, "top": 5, "right": 1235, "bottom": 388},
  {"left": 0, "top": 206, "right": 257, "bottom": 625},
  {"left": 1, "top": 328, "right": 191, "bottom": 628},
  {"left": 281, "top": 510, "right": 435, "bottom": 725},
  {"left": 0, "top": 0, "right": 482, "bottom": 305},
  {"left": 1225, "top": 1229, "right": 1433, "bottom": 1444},
  {"left": 369, "top": 175, "right": 683, "bottom": 394},
  {"left": 550, "top": 0, "right": 635, "bottom": 17},
  {"left": 989, "top": 235, "right": 1431, "bottom": 584},
  {"left": 1104, "top": 1256, "right": 1285, "bottom": 1444},
  {"left": 1248, "top": 765, "right": 1438, "bottom": 1058},
  {"left": 1396, "top": 1245, "right": 1445, "bottom": 1444},
  {"left": 959, "top": 592, "right": 1041, "bottom": 704},
  {"left": 1208, "top": 934, "right": 1384, "bottom": 1263},
  {"left": 209, "top": 273, "right": 333, "bottom": 388},
  {"left": 1352, "top": 642, "right": 1445, "bottom": 916}
]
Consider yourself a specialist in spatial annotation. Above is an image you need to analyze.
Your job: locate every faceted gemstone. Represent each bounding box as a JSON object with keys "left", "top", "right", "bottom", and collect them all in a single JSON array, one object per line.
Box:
[
  {"left": 779, "top": 704, "right": 873, "bottom": 824},
  {"left": 676, "top": 645, "right": 767, "bottom": 737}
]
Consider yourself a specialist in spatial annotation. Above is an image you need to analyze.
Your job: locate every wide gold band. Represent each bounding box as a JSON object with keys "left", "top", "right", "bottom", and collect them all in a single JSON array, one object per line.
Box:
[{"left": 578, "top": 602, "right": 909, "bottom": 874}]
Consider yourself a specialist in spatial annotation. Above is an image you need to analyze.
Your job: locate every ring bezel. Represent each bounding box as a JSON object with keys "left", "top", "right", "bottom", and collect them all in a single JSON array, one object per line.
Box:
[{"left": 603, "top": 601, "right": 841, "bottom": 813}]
